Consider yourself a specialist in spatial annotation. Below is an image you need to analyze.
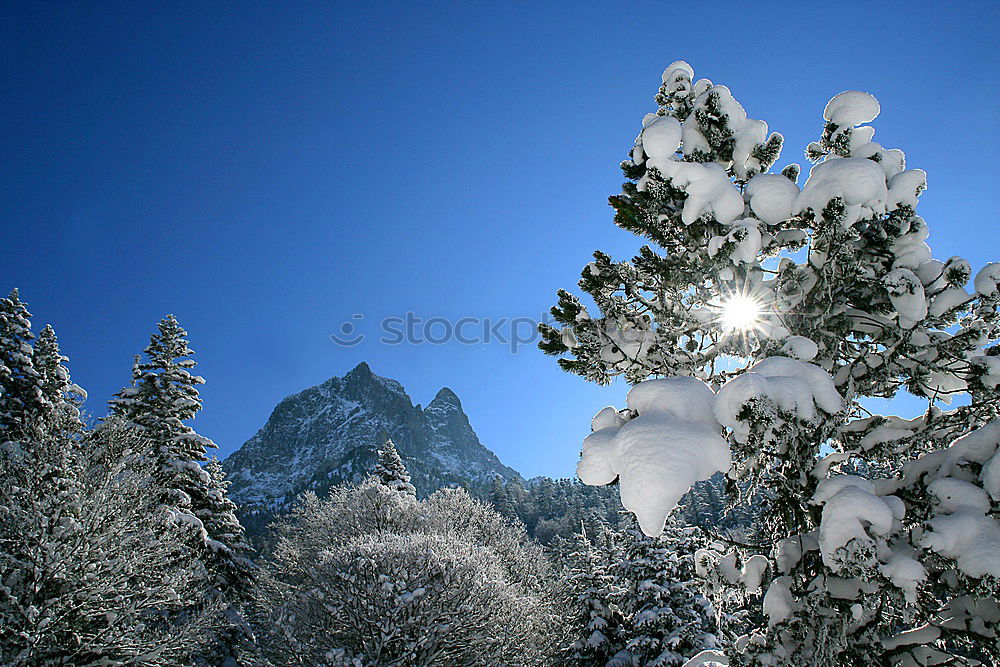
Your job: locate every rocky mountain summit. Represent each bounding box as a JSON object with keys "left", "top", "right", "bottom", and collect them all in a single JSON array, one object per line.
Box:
[{"left": 223, "top": 362, "right": 519, "bottom": 507}]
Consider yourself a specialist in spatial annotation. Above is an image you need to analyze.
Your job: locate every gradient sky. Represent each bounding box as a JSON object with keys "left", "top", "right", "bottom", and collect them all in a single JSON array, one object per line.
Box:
[{"left": 2, "top": 2, "right": 998, "bottom": 478}]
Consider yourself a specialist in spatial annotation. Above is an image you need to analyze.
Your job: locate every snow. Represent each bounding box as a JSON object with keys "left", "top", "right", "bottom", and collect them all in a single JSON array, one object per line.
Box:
[
  {"left": 883, "top": 268, "right": 927, "bottom": 328},
  {"left": 638, "top": 115, "right": 683, "bottom": 162},
  {"left": 775, "top": 536, "right": 803, "bottom": 574},
  {"left": 591, "top": 406, "right": 625, "bottom": 431},
  {"left": 762, "top": 577, "right": 796, "bottom": 627},
  {"left": 879, "top": 552, "right": 927, "bottom": 603},
  {"left": 973, "top": 262, "right": 1000, "bottom": 297},
  {"left": 708, "top": 219, "right": 761, "bottom": 264},
  {"left": 887, "top": 169, "right": 927, "bottom": 210},
  {"left": 796, "top": 157, "right": 888, "bottom": 226},
  {"left": 815, "top": 484, "right": 895, "bottom": 571},
  {"left": 823, "top": 91, "right": 880, "bottom": 127},
  {"left": 714, "top": 357, "right": 842, "bottom": 443},
  {"left": 683, "top": 650, "right": 729, "bottom": 667},
  {"left": 920, "top": 509, "right": 1000, "bottom": 578},
  {"left": 662, "top": 60, "right": 694, "bottom": 84},
  {"left": 928, "top": 286, "right": 970, "bottom": 318},
  {"left": 745, "top": 173, "right": 799, "bottom": 225},
  {"left": 740, "top": 554, "right": 769, "bottom": 592},
  {"left": 578, "top": 377, "right": 730, "bottom": 537},
  {"left": 927, "top": 478, "right": 990, "bottom": 514},
  {"left": 780, "top": 335, "right": 818, "bottom": 362},
  {"left": 882, "top": 624, "right": 940, "bottom": 651}
]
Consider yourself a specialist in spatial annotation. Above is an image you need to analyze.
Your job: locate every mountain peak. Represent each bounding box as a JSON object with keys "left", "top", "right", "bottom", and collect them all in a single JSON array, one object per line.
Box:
[
  {"left": 431, "top": 386, "right": 461, "bottom": 407},
  {"left": 346, "top": 361, "right": 373, "bottom": 378},
  {"left": 224, "top": 367, "right": 519, "bottom": 506}
]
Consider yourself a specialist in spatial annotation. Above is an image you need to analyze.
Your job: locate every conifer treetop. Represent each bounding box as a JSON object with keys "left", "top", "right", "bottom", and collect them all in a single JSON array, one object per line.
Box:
[{"left": 373, "top": 437, "right": 416, "bottom": 496}]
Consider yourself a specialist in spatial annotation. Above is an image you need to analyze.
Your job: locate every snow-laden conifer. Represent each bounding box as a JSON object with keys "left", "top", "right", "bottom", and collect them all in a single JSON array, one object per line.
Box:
[
  {"left": 541, "top": 61, "right": 999, "bottom": 665},
  {"left": 31, "top": 324, "right": 86, "bottom": 433},
  {"left": 0, "top": 289, "right": 43, "bottom": 436},
  {"left": 373, "top": 436, "right": 416, "bottom": 496}
]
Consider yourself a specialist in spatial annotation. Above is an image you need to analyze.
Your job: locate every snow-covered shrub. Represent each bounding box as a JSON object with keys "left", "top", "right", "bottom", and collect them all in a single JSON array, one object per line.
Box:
[
  {"left": 254, "top": 478, "right": 566, "bottom": 665},
  {"left": 540, "top": 61, "right": 999, "bottom": 665},
  {"left": 0, "top": 419, "right": 216, "bottom": 666}
]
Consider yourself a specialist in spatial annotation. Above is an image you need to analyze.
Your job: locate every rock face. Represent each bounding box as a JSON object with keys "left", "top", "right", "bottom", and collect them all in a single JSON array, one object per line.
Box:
[{"left": 223, "top": 362, "right": 519, "bottom": 506}]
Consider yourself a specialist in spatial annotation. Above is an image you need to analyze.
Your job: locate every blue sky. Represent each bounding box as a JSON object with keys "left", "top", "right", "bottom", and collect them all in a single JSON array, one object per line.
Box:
[{"left": 2, "top": 2, "right": 998, "bottom": 478}]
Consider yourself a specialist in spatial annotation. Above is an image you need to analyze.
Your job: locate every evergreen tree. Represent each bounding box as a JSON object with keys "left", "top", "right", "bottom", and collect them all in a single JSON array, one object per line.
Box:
[
  {"left": 564, "top": 523, "right": 626, "bottom": 666},
  {"left": 372, "top": 437, "right": 416, "bottom": 496},
  {"left": 109, "top": 315, "right": 251, "bottom": 664},
  {"left": 541, "top": 61, "right": 1000, "bottom": 664},
  {"left": 109, "top": 314, "right": 217, "bottom": 516},
  {"left": 0, "top": 289, "right": 43, "bottom": 436},
  {"left": 31, "top": 324, "right": 86, "bottom": 433},
  {"left": 612, "top": 520, "right": 718, "bottom": 666}
]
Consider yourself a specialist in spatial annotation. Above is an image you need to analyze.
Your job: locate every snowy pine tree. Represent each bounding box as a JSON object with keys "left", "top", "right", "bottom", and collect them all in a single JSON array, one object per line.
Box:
[
  {"left": 0, "top": 289, "right": 43, "bottom": 437},
  {"left": 109, "top": 315, "right": 251, "bottom": 664},
  {"left": 564, "top": 523, "right": 627, "bottom": 666},
  {"left": 32, "top": 324, "right": 86, "bottom": 433},
  {"left": 541, "top": 61, "right": 999, "bottom": 665},
  {"left": 612, "top": 521, "right": 718, "bottom": 667},
  {"left": 372, "top": 437, "right": 416, "bottom": 496}
]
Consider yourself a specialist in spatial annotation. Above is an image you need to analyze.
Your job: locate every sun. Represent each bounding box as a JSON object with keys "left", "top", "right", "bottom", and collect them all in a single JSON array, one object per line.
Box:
[{"left": 719, "top": 294, "right": 762, "bottom": 331}]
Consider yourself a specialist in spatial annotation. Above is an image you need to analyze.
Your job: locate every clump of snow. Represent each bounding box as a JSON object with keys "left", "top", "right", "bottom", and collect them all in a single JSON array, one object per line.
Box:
[
  {"left": 815, "top": 483, "right": 895, "bottom": 572},
  {"left": 708, "top": 219, "right": 761, "bottom": 264},
  {"left": 974, "top": 263, "right": 1000, "bottom": 297},
  {"left": 887, "top": 169, "right": 927, "bottom": 210},
  {"left": 928, "top": 478, "right": 990, "bottom": 514},
  {"left": 682, "top": 650, "right": 729, "bottom": 667},
  {"left": 823, "top": 91, "right": 880, "bottom": 127},
  {"left": 795, "top": 158, "right": 888, "bottom": 224},
  {"left": 578, "top": 377, "right": 730, "bottom": 537},
  {"left": 639, "top": 115, "right": 683, "bottom": 162},
  {"left": 714, "top": 357, "right": 842, "bottom": 443},
  {"left": 882, "top": 268, "right": 927, "bottom": 329},
  {"left": 763, "top": 577, "right": 796, "bottom": 627},
  {"left": 740, "top": 554, "right": 769, "bottom": 592},
  {"left": 639, "top": 159, "right": 746, "bottom": 226},
  {"left": 780, "top": 335, "right": 819, "bottom": 361},
  {"left": 882, "top": 624, "right": 940, "bottom": 651},
  {"left": 745, "top": 173, "right": 800, "bottom": 225},
  {"left": 920, "top": 510, "right": 1000, "bottom": 578},
  {"left": 879, "top": 552, "right": 927, "bottom": 603},
  {"left": 662, "top": 60, "right": 694, "bottom": 85}
]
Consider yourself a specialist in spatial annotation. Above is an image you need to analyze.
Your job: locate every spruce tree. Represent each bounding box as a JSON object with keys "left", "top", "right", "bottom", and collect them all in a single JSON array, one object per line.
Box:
[
  {"left": 373, "top": 437, "right": 416, "bottom": 496},
  {"left": 541, "top": 61, "right": 999, "bottom": 664},
  {"left": 32, "top": 324, "right": 86, "bottom": 433},
  {"left": 0, "top": 289, "right": 43, "bottom": 436},
  {"left": 109, "top": 314, "right": 217, "bottom": 513},
  {"left": 109, "top": 315, "right": 252, "bottom": 663},
  {"left": 564, "top": 522, "right": 627, "bottom": 665}
]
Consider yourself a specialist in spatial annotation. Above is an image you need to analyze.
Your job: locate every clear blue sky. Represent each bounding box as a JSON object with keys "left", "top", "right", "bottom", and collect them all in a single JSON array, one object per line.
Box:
[{"left": 2, "top": 2, "right": 997, "bottom": 478}]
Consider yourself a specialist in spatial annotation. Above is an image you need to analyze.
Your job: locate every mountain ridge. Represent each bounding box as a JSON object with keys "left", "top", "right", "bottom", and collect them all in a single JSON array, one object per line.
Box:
[{"left": 223, "top": 362, "right": 520, "bottom": 507}]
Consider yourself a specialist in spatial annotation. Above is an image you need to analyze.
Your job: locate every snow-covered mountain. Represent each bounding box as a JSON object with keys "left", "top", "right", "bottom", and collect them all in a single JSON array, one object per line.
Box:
[{"left": 223, "top": 362, "right": 519, "bottom": 506}]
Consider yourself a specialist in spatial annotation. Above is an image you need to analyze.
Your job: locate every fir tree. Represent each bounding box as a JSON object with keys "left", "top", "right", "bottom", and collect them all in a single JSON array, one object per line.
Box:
[
  {"left": 109, "top": 315, "right": 251, "bottom": 663},
  {"left": 109, "top": 314, "right": 217, "bottom": 514},
  {"left": 0, "top": 289, "right": 43, "bottom": 436},
  {"left": 542, "top": 61, "right": 1000, "bottom": 664},
  {"left": 31, "top": 324, "right": 86, "bottom": 433},
  {"left": 564, "top": 523, "right": 626, "bottom": 666},
  {"left": 372, "top": 437, "right": 416, "bottom": 496}
]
